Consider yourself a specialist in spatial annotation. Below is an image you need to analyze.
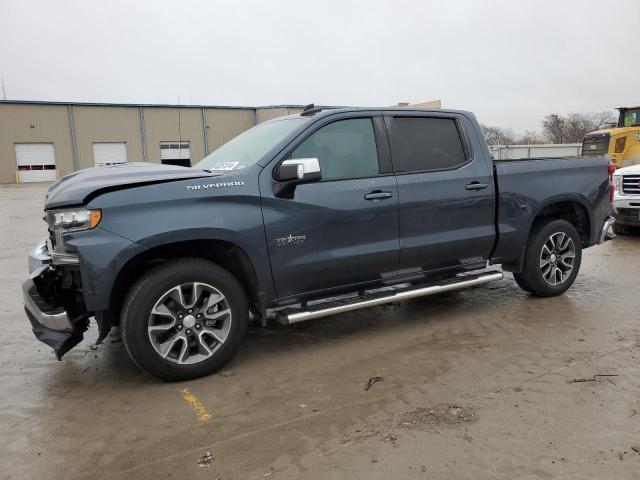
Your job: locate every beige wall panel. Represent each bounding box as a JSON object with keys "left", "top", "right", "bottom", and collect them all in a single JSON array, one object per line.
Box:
[
  {"left": 73, "top": 106, "right": 142, "bottom": 169},
  {"left": 409, "top": 100, "right": 442, "bottom": 109},
  {"left": 0, "top": 103, "right": 73, "bottom": 183},
  {"left": 143, "top": 108, "right": 204, "bottom": 164},
  {"left": 205, "top": 109, "right": 254, "bottom": 153},
  {"left": 255, "top": 108, "right": 289, "bottom": 124}
]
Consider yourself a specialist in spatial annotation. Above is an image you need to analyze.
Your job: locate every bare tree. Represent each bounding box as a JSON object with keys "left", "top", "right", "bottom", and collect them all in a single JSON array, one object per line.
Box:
[
  {"left": 481, "top": 124, "right": 516, "bottom": 145},
  {"left": 515, "top": 130, "right": 544, "bottom": 145},
  {"left": 543, "top": 111, "right": 615, "bottom": 143},
  {"left": 542, "top": 114, "right": 568, "bottom": 143}
]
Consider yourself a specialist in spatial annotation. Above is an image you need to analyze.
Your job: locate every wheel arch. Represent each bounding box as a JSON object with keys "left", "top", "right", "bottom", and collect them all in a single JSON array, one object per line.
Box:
[
  {"left": 503, "top": 196, "right": 592, "bottom": 273},
  {"left": 528, "top": 196, "right": 592, "bottom": 246},
  {"left": 108, "top": 238, "right": 264, "bottom": 327}
]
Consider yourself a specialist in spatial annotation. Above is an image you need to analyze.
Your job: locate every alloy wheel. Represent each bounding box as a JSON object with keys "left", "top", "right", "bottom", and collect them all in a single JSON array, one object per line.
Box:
[
  {"left": 147, "top": 282, "right": 232, "bottom": 364},
  {"left": 539, "top": 232, "right": 576, "bottom": 286}
]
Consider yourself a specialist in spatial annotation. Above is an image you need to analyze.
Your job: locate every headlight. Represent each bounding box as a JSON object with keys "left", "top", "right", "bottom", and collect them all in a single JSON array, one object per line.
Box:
[
  {"left": 614, "top": 137, "right": 626, "bottom": 153},
  {"left": 51, "top": 209, "right": 102, "bottom": 231},
  {"left": 612, "top": 175, "right": 622, "bottom": 193}
]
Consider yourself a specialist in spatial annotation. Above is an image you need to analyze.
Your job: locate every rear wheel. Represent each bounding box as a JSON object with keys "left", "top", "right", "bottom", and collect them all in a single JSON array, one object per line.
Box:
[
  {"left": 121, "top": 259, "right": 248, "bottom": 381},
  {"left": 513, "top": 219, "right": 582, "bottom": 297}
]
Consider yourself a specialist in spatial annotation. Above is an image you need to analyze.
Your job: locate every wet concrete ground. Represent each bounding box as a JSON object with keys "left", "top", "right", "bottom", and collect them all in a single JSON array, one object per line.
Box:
[{"left": 1, "top": 183, "right": 639, "bottom": 480}]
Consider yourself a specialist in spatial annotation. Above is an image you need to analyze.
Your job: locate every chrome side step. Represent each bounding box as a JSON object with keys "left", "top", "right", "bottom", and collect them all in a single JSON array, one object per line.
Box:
[{"left": 276, "top": 271, "right": 503, "bottom": 325}]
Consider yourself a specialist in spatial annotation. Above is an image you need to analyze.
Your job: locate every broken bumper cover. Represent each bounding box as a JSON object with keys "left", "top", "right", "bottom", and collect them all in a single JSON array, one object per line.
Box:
[{"left": 23, "top": 242, "right": 89, "bottom": 360}]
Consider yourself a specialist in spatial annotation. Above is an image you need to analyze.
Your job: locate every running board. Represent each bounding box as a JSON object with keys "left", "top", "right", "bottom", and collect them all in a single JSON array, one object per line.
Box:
[{"left": 276, "top": 271, "right": 503, "bottom": 325}]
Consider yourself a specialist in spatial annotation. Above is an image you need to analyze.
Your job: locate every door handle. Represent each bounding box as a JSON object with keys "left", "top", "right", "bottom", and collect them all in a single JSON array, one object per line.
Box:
[
  {"left": 364, "top": 190, "right": 393, "bottom": 200},
  {"left": 465, "top": 182, "right": 489, "bottom": 191}
]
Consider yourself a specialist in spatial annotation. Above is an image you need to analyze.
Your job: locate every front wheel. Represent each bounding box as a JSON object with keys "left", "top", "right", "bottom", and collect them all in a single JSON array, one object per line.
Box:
[
  {"left": 121, "top": 259, "right": 248, "bottom": 381},
  {"left": 513, "top": 219, "right": 582, "bottom": 297}
]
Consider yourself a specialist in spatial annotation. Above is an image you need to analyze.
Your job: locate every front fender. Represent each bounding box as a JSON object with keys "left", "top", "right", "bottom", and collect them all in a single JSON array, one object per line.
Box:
[
  {"left": 64, "top": 227, "right": 147, "bottom": 311},
  {"left": 80, "top": 174, "right": 274, "bottom": 311}
]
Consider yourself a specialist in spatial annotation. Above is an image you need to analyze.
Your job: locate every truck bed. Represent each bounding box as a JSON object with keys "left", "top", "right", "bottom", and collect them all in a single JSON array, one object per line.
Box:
[{"left": 490, "top": 155, "right": 611, "bottom": 268}]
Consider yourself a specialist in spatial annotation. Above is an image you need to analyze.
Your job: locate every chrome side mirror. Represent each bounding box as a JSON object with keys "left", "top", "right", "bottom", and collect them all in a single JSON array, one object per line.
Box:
[
  {"left": 273, "top": 158, "right": 322, "bottom": 199},
  {"left": 276, "top": 158, "right": 322, "bottom": 183}
]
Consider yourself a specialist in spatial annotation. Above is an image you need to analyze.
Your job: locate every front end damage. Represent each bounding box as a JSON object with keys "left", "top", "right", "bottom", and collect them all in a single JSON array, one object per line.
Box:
[{"left": 22, "top": 240, "right": 92, "bottom": 359}]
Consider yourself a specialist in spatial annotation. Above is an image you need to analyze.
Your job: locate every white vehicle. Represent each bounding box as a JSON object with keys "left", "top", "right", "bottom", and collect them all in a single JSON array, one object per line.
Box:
[{"left": 612, "top": 164, "right": 640, "bottom": 234}]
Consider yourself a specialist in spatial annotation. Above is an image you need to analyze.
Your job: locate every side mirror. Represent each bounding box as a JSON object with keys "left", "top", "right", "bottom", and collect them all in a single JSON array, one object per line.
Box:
[
  {"left": 273, "top": 158, "right": 322, "bottom": 199},
  {"left": 275, "top": 158, "right": 322, "bottom": 183}
]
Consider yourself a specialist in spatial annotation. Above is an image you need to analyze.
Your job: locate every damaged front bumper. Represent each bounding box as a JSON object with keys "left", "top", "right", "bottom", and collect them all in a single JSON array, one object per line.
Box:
[{"left": 23, "top": 241, "right": 90, "bottom": 359}]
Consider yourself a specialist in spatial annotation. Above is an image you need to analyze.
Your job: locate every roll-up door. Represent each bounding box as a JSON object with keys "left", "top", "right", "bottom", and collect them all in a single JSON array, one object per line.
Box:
[
  {"left": 93, "top": 142, "right": 127, "bottom": 167},
  {"left": 15, "top": 143, "right": 57, "bottom": 182}
]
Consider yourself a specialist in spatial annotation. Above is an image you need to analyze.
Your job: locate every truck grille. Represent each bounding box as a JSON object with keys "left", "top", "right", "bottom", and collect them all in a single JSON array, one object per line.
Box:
[
  {"left": 582, "top": 133, "right": 610, "bottom": 156},
  {"left": 622, "top": 175, "right": 640, "bottom": 194}
]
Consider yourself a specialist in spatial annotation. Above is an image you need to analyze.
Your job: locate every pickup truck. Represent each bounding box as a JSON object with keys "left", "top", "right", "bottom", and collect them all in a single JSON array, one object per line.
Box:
[
  {"left": 611, "top": 164, "right": 640, "bottom": 234},
  {"left": 23, "top": 106, "right": 615, "bottom": 380}
]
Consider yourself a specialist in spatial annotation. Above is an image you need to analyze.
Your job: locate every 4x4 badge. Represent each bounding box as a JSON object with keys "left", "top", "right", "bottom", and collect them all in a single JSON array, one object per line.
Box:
[{"left": 275, "top": 234, "right": 306, "bottom": 247}]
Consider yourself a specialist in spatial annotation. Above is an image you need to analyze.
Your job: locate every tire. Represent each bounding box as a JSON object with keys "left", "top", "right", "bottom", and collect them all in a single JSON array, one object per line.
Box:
[
  {"left": 121, "top": 258, "right": 248, "bottom": 381},
  {"left": 612, "top": 223, "right": 629, "bottom": 236},
  {"left": 513, "top": 219, "right": 582, "bottom": 297}
]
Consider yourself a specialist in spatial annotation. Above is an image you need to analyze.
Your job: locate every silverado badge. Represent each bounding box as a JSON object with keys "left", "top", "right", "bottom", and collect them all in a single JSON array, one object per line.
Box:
[{"left": 187, "top": 181, "right": 245, "bottom": 190}]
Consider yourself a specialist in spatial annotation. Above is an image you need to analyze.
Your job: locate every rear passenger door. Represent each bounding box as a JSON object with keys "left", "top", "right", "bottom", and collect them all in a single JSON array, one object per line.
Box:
[{"left": 385, "top": 113, "right": 495, "bottom": 275}]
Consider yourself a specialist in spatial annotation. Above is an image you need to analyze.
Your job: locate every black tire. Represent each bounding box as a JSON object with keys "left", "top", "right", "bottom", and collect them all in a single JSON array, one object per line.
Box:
[
  {"left": 513, "top": 219, "right": 582, "bottom": 297},
  {"left": 121, "top": 258, "right": 248, "bottom": 381},
  {"left": 612, "top": 223, "right": 628, "bottom": 236}
]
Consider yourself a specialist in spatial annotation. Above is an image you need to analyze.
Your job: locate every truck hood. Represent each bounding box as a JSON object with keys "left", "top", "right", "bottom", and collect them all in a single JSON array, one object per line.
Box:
[
  {"left": 615, "top": 163, "right": 640, "bottom": 175},
  {"left": 45, "top": 162, "right": 214, "bottom": 209}
]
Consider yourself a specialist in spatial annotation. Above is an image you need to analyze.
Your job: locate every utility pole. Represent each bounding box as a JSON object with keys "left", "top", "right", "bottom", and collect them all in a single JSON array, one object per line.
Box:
[{"left": 1, "top": 78, "right": 6, "bottom": 100}]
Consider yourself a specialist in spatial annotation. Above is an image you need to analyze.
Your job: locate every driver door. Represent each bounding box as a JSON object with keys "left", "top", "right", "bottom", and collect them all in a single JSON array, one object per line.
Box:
[{"left": 260, "top": 114, "right": 400, "bottom": 299}]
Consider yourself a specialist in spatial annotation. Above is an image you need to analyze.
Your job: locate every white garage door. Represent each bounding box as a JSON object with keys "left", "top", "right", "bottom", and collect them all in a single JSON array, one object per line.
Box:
[
  {"left": 160, "top": 141, "right": 190, "bottom": 161},
  {"left": 15, "top": 143, "right": 58, "bottom": 183},
  {"left": 93, "top": 142, "right": 128, "bottom": 167}
]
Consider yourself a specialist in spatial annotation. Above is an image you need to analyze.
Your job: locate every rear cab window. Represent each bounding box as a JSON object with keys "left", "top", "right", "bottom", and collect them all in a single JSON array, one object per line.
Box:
[{"left": 388, "top": 116, "right": 468, "bottom": 172}]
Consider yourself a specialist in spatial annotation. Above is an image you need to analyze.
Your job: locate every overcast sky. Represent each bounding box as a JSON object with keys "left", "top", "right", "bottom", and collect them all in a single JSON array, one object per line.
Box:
[{"left": 1, "top": 0, "right": 638, "bottom": 133}]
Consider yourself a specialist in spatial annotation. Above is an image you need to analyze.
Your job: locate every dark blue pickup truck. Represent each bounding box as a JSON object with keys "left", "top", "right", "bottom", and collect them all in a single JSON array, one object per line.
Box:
[{"left": 23, "top": 106, "right": 615, "bottom": 380}]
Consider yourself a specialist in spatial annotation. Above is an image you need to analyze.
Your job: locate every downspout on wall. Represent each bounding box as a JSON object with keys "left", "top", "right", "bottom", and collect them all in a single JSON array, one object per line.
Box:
[
  {"left": 139, "top": 107, "right": 148, "bottom": 162},
  {"left": 67, "top": 104, "right": 79, "bottom": 171}
]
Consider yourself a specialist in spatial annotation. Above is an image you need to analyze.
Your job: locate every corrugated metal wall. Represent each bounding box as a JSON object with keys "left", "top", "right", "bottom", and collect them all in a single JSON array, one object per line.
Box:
[
  {"left": 143, "top": 108, "right": 204, "bottom": 164},
  {"left": 0, "top": 103, "right": 73, "bottom": 183},
  {"left": 0, "top": 102, "right": 308, "bottom": 183},
  {"left": 205, "top": 108, "right": 255, "bottom": 154},
  {"left": 256, "top": 107, "right": 289, "bottom": 124},
  {"left": 73, "top": 106, "right": 144, "bottom": 169}
]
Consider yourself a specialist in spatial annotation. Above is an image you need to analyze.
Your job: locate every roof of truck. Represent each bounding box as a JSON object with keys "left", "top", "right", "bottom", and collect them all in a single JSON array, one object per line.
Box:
[{"left": 281, "top": 106, "right": 472, "bottom": 120}]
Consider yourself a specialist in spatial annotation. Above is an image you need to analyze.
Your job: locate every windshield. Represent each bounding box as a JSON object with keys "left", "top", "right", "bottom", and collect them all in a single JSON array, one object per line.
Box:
[
  {"left": 195, "top": 118, "right": 308, "bottom": 171},
  {"left": 621, "top": 109, "right": 640, "bottom": 127}
]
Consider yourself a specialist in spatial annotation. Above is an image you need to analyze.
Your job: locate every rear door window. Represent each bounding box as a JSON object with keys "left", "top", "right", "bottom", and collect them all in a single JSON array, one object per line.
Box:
[{"left": 390, "top": 117, "right": 467, "bottom": 172}]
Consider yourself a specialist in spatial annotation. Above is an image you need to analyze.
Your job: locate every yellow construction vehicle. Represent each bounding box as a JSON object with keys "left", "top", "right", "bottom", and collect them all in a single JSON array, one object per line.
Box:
[{"left": 582, "top": 105, "right": 640, "bottom": 167}]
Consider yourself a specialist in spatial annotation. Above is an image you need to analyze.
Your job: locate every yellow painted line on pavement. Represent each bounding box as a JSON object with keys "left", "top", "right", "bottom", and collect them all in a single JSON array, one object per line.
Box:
[{"left": 180, "top": 387, "right": 213, "bottom": 421}]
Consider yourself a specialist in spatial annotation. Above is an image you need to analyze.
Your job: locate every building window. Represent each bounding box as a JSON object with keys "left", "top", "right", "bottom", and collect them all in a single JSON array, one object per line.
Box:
[{"left": 160, "top": 141, "right": 190, "bottom": 167}]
